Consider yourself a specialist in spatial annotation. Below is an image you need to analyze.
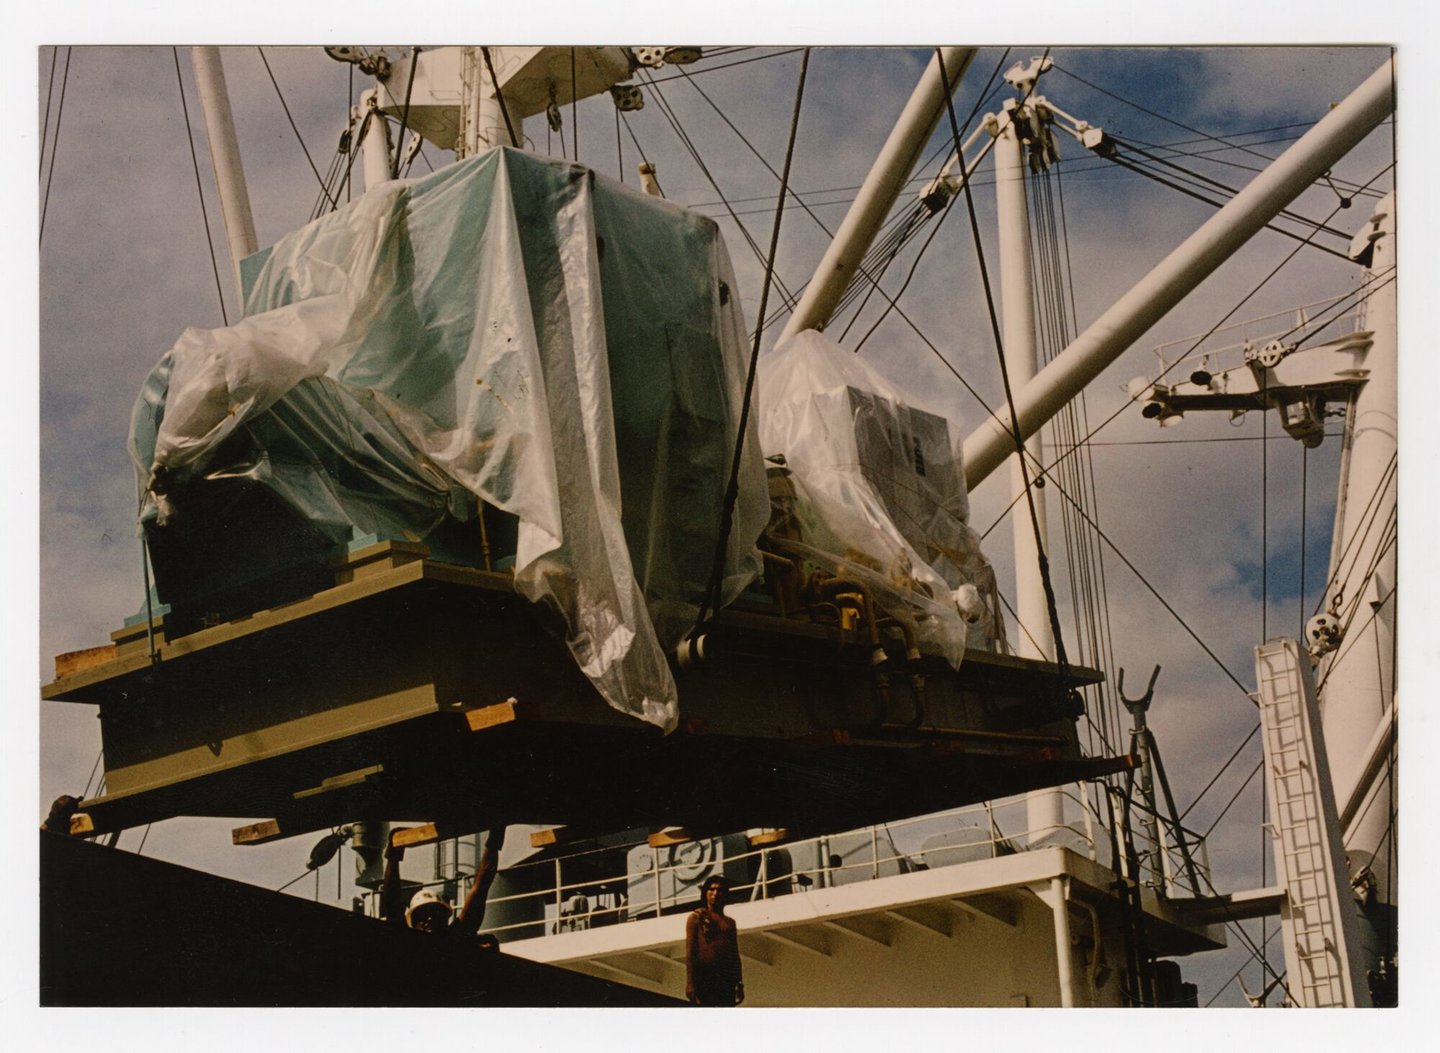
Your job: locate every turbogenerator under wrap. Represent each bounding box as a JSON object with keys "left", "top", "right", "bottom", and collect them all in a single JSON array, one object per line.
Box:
[
  {"left": 757, "top": 329, "right": 994, "bottom": 664},
  {"left": 129, "top": 147, "right": 769, "bottom": 732}
]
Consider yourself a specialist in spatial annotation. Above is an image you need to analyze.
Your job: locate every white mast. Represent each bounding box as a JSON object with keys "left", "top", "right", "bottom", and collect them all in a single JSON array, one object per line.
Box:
[
  {"left": 358, "top": 88, "right": 395, "bottom": 191},
  {"left": 1317, "top": 193, "right": 1396, "bottom": 935},
  {"left": 988, "top": 64, "right": 1060, "bottom": 843},
  {"left": 460, "top": 47, "right": 511, "bottom": 156},
  {"left": 190, "top": 47, "right": 259, "bottom": 301}
]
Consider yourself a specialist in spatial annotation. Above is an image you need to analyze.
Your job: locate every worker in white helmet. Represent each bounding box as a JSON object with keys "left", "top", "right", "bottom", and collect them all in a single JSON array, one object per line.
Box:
[{"left": 382, "top": 826, "right": 505, "bottom": 941}]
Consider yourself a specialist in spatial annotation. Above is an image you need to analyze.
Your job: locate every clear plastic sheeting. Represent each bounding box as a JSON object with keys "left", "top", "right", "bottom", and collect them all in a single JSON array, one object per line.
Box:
[
  {"left": 129, "top": 147, "right": 769, "bottom": 732},
  {"left": 757, "top": 329, "right": 992, "bottom": 664}
]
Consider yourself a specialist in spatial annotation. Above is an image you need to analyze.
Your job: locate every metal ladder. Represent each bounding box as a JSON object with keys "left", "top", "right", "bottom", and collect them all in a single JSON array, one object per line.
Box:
[{"left": 1254, "top": 638, "right": 1371, "bottom": 1007}]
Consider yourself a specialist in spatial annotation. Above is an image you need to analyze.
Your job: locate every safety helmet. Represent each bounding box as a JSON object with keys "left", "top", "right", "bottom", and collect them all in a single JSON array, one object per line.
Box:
[{"left": 406, "top": 889, "right": 454, "bottom": 928}]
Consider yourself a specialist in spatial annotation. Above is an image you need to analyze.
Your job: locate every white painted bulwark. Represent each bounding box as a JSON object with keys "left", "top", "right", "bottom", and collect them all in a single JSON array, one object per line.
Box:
[{"left": 504, "top": 847, "right": 1221, "bottom": 1006}]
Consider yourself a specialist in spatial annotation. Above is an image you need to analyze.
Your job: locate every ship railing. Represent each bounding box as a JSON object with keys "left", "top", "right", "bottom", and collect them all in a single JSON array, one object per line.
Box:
[
  {"left": 368, "top": 782, "right": 1211, "bottom": 937},
  {"left": 1148, "top": 293, "right": 1366, "bottom": 384}
]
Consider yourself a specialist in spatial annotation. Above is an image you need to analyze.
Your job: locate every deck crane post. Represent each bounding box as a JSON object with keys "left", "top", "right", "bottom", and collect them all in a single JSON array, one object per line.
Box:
[{"left": 189, "top": 47, "right": 259, "bottom": 301}]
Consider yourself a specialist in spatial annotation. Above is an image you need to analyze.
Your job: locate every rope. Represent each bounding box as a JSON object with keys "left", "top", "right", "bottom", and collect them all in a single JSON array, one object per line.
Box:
[
  {"left": 1055, "top": 61, "right": 1377, "bottom": 202},
  {"left": 1013, "top": 161, "right": 1394, "bottom": 498},
  {"left": 390, "top": 46, "right": 421, "bottom": 179},
  {"left": 81, "top": 748, "right": 103, "bottom": 799},
  {"left": 38, "top": 47, "right": 71, "bottom": 248},
  {"left": 276, "top": 868, "right": 313, "bottom": 893},
  {"left": 347, "top": 63, "right": 353, "bottom": 202},
  {"left": 1021, "top": 462, "right": 1256, "bottom": 700},
  {"left": 1300, "top": 445, "right": 1309, "bottom": 633},
  {"left": 1113, "top": 135, "right": 1353, "bottom": 240},
  {"left": 1204, "top": 925, "right": 1283, "bottom": 1006},
  {"left": 173, "top": 48, "right": 230, "bottom": 326},
  {"left": 571, "top": 47, "right": 578, "bottom": 161},
  {"left": 1259, "top": 364, "right": 1269, "bottom": 986},
  {"left": 618, "top": 111, "right": 653, "bottom": 180},
  {"left": 637, "top": 69, "right": 802, "bottom": 320},
  {"left": 646, "top": 47, "right": 808, "bottom": 84},
  {"left": 258, "top": 48, "right": 339, "bottom": 211},
  {"left": 1101, "top": 148, "right": 1352, "bottom": 260},
  {"left": 480, "top": 47, "right": 521, "bottom": 148},
  {"left": 39, "top": 48, "right": 59, "bottom": 178},
  {"left": 940, "top": 47, "right": 1073, "bottom": 690},
  {"left": 693, "top": 48, "right": 810, "bottom": 633},
  {"left": 614, "top": 102, "right": 623, "bottom": 181},
  {"left": 838, "top": 49, "right": 1014, "bottom": 342},
  {"left": 1180, "top": 723, "right": 1260, "bottom": 821}
]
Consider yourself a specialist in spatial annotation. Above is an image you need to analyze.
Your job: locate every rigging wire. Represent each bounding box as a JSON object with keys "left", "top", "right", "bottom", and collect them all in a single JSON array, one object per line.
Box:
[
  {"left": 1201, "top": 757, "right": 1263, "bottom": 839},
  {"left": 1284, "top": 271, "right": 1396, "bottom": 349},
  {"left": 637, "top": 68, "right": 803, "bottom": 320},
  {"left": 1259, "top": 361, "right": 1269, "bottom": 988},
  {"left": 1012, "top": 160, "right": 1395, "bottom": 505},
  {"left": 1087, "top": 433, "right": 1342, "bottom": 446},
  {"left": 847, "top": 192, "right": 960, "bottom": 350},
  {"left": 616, "top": 111, "right": 660, "bottom": 195},
  {"left": 1308, "top": 453, "right": 1397, "bottom": 618},
  {"left": 1100, "top": 148, "right": 1353, "bottom": 260},
  {"left": 389, "top": 46, "right": 421, "bottom": 180},
  {"left": 1056, "top": 161, "right": 1125, "bottom": 751},
  {"left": 646, "top": 47, "right": 808, "bottom": 84},
  {"left": 1032, "top": 157, "right": 1123, "bottom": 756},
  {"left": 1012, "top": 460, "right": 1256, "bottom": 700},
  {"left": 347, "top": 63, "right": 353, "bottom": 203},
  {"left": 673, "top": 63, "right": 841, "bottom": 246},
  {"left": 173, "top": 48, "right": 231, "bottom": 327},
  {"left": 836, "top": 48, "right": 1014, "bottom": 341},
  {"left": 1300, "top": 445, "right": 1309, "bottom": 632},
  {"left": 40, "top": 47, "right": 59, "bottom": 178},
  {"left": 480, "top": 47, "right": 521, "bottom": 149},
  {"left": 694, "top": 48, "right": 810, "bottom": 631},
  {"left": 81, "top": 748, "right": 104, "bottom": 800},
  {"left": 330, "top": 109, "right": 374, "bottom": 212},
  {"left": 1121, "top": 121, "right": 1390, "bottom": 201},
  {"left": 276, "top": 868, "right": 313, "bottom": 893},
  {"left": 1316, "top": 523, "right": 1396, "bottom": 689},
  {"left": 991, "top": 590, "right": 1120, "bottom": 754},
  {"left": 681, "top": 120, "right": 1346, "bottom": 215},
  {"left": 940, "top": 45, "right": 1075, "bottom": 692},
  {"left": 1204, "top": 924, "right": 1283, "bottom": 1006},
  {"left": 615, "top": 103, "right": 623, "bottom": 182},
  {"left": 257, "top": 48, "right": 339, "bottom": 212},
  {"left": 38, "top": 46, "right": 72, "bottom": 248},
  {"left": 1110, "top": 136, "right": 1353, "bottom": 240},
  {"left": 1179, "top": 723, "right": 1260, "bottom": 821},
  {"left": 1054, "top": 60, "right": 1380, "bottom": 201}
]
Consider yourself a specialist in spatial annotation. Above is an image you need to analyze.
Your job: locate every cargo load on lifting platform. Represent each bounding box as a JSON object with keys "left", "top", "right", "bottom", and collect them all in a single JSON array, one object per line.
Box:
[
  {"left": 129, "top": 146, "right": 770, "bottom": 730},
  {"left": 48, "top": 146, "right": 1106, "bottom": 843}
]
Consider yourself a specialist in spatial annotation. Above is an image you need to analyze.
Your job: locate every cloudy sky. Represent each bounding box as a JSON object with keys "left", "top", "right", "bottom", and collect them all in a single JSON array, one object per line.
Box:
[{"left": 17, "top": 1, "right": 1430, "bottom": 1030}]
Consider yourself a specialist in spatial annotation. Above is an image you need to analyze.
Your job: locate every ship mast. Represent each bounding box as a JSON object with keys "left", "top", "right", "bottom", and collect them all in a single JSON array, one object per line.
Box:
[
  {"left": 989, "top": 57, "right": 1061, "bottom": 842},
  {"left": 190, "top": 47, "right": 258, "bottom": 301}
]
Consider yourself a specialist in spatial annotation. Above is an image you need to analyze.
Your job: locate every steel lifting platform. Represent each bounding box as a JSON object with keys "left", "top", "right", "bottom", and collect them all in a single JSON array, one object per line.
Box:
[{"left": 44, "top": 541, "right": 1126, "bottom": 847}]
